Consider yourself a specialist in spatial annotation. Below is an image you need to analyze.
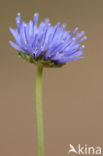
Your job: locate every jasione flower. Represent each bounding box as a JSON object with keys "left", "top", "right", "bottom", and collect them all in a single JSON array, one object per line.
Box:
[{"left": 9, "top": 13, "right": 87, "bottom": 67}]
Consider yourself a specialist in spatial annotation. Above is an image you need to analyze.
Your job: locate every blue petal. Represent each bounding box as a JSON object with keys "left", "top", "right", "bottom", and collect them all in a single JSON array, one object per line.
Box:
[
  {"left": 16, "top": 13, "right": 21, "bottom": 31},
  {"left": 77, "top": 36, "right": 87, "bottom": 43},
  {"left": 9, "top": 41, "right": 20, "bottom": 51},
  {"left": 9, "top": 27, "right": 20, "bottom": 45},
  {"left": 70, "top": 51, "right": 83, "bottom": 57},
  {"left": 57, "top": 56, "right": 84, "bottom": 63},
  {"left": 33, "top": 13, "right": 39, "bottom": 26}
]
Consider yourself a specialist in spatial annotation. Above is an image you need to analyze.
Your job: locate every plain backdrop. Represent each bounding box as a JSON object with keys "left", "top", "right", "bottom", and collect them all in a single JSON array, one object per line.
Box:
[{"left": 0, "top": 0, "right": 103, "bottom": 156}]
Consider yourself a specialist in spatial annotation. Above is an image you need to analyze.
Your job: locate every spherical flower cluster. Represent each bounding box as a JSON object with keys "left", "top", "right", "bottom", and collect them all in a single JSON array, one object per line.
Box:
[{"left": 9, "top": 13, "right": 87, "bottom": 67}]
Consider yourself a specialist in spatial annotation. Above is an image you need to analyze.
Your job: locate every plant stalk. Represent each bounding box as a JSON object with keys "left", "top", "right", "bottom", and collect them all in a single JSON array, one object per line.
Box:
[{"left": 36, "top": 66, "right": 44, "bottom": 156}]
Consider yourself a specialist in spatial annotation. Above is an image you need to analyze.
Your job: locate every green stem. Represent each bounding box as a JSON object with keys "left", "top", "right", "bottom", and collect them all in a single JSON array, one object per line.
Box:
[{"left": 36, "top": 66, "right": 44, "bottom": 156}]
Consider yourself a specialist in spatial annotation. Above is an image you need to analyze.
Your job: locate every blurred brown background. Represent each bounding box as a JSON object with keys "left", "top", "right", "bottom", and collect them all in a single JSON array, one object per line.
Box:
[{"left": 0, "top": 0, "right": 103, "bottom": 156}]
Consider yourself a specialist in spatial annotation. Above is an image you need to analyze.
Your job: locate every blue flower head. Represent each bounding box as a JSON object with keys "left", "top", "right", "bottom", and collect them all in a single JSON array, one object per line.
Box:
[{"left": 9, "top": 13, "right": 87, "bottom": 67}]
